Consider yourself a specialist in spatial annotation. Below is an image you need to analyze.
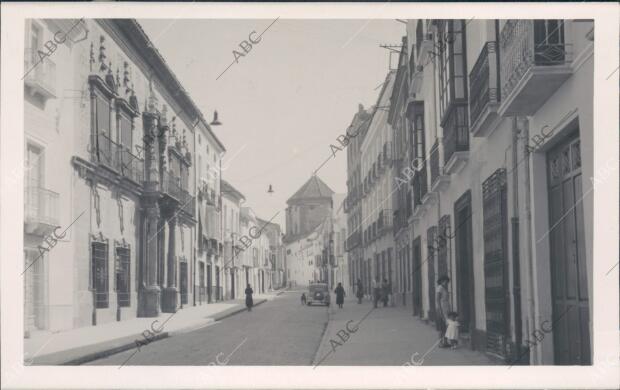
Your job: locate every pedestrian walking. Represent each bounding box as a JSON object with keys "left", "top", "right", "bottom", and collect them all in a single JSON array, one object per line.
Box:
[
  {"left": 435, "top": 275, "right": 452, "bottom": 347},
  {"left": 334, "top": 282, "right": 345, "bottom": 309},
  {"left": 301, "top": 292, "right": 307, "bottom": 305},
  {"left": 381, "top": 279, "right": 389, "bottom": 307},
  {"left": 356, "top": 279, "right": 364, "bottom": 304},
  {"left": 245, "top": 283, "right": 254, "bottom": 312},
  {"left": 372, "top": 278, "right": 380, "bottom": 308}
]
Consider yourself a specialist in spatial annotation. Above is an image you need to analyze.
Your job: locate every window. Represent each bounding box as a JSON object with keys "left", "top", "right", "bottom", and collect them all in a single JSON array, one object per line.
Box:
[
  {"left": 437, "top": 20, "right": 468, "bottom": 122},
  {"left": 119, "top": 112, "right": 132, "bottom": 147},
  {"left": 92, "top": 241, "right": 109, "bottom": 308},
  {"left": 533, "top": 20, "right": 566, "bottom": 64},
  {"left": 96, "top": 93, "right": 112, "bottom": 165},
  {"left": 29, "top": 22, "right": 42, "bottom": 51},
  {"left": 115, "top": 247, "right": 130, "bottom": 307}
]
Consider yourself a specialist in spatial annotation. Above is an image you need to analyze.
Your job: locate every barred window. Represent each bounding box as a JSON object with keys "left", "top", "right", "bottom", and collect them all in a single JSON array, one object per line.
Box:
[
  {"left": 115, "top": 247, "right": 130, "bottom": 307},
  {"left": 92, "top": 241, "right": 109, "bottom": 309}
]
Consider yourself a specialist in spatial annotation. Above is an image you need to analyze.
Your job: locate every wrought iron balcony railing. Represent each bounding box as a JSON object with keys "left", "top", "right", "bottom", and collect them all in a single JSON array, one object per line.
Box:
[
  {"left": 25, "top": 186, "right": 59, "bottom": 227},
  {"left": 96, "top": 133, "right": 122, "bottom": 172},
  {"left": 500, "top": 20, "right": 571, "bottom": 107},
  {"left": 120, "top": 148, "right": 144, "bottom": 183},
  {"left": 377, "top": 209, "right": 393, "bottom": 236},
  {"left": 443, "top": 103, "right": 469, "bottom": 164},
  {"left": 413, "top": 166, "right": 428, "bottom": 206},
  {"left": 469, "top": 41, "right": 500, "bottom": 131},
  {"left": 162, "top": 171, "right": 183, "bottom": 201}
]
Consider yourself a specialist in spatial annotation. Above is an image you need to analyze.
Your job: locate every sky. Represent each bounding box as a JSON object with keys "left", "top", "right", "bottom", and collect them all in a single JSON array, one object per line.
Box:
[{"left": 139, "top": 19, "right": 405, "bottom": 227}]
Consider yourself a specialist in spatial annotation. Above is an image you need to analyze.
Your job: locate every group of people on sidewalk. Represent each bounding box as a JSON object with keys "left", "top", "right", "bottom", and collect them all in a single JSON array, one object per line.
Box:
[{"left": 354, "top": 278, "right": 394, "bottom": 308}]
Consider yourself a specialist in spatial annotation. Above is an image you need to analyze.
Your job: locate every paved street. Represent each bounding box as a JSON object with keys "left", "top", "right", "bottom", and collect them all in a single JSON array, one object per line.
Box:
[
  {"left": 87, "top": 289, "right": 328, "bottom": 366},
  {"left": 85, "top": 288, "right": 493, "bottom": 366}
]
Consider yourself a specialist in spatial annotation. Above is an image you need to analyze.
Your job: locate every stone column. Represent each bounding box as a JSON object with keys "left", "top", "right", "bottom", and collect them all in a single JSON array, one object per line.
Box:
[
  {"left": 138, "top": 111, "right": 162, "bottom": 317},
  {"left": 162, "top": 215, "right": 178, "bottom": 312},
  {"left": 138, "top": 201, "right": 161, "bottom": 317}
]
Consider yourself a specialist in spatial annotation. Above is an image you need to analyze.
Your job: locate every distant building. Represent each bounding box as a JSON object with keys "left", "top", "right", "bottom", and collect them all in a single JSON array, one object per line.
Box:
[
  {"left": 343, "top": 104, "right": 373, "bottom": 296},
  {"left": 284, "top": 175, "right": 334, "bottom": 240},
  {"left": 284, "top": 175, "right": 335, "bottom": 287},
  {"left": 360, "top": 72, "right": 397, "bottom": 295},
  {"left": 220, "top": 179, "right": 245, "bottom": 300},
  {"left": 330, "top": 194, "right": 348, "bottom": 293},
  {"left": 257, "top": 217, "right": 285, "bottom": 289}
]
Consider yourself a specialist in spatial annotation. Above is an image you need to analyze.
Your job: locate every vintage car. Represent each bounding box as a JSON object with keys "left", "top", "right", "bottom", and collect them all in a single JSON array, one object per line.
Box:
[{"left": 307, "top": 282, "right": 330, "bottom": 306}]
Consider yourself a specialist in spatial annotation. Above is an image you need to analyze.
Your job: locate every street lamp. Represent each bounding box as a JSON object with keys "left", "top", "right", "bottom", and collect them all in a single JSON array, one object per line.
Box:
[{"left": 210, "top": 110, "right": 222, "bottom": 126}]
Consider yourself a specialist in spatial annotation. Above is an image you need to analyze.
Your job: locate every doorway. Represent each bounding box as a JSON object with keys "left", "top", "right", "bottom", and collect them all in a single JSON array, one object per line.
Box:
[
  {"left": 455, "top": 191, "right": 476, "bottom": 339},
  {"left": 547, "top": 134, "right": 590, "bottom": 365},
  {"left": 412, "top": 237, "right": 423, "bottom": 316},
  {"left": 482, "top": 173, "right": 509, "bottom": 356},
  {"left": 207, "top": 264, "right": 213, "bottom": 303}
]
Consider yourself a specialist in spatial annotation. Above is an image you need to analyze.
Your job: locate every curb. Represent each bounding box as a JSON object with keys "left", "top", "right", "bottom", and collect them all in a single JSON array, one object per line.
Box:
[
  {"left": 33, "top": 298, "right": 271, "bottom": 366},
  {"left": 210, "top": 298, "right": 267, "bottom": 322},
  {"left": 311, "top": 305, "right": 331, "bottom": 366}
]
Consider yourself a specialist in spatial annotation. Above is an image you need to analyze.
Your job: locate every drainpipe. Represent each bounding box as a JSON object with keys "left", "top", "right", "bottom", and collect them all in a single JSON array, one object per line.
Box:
[
  {"left": 511, "top": 117, "right": 523, "bottom": 363},
  {"left": 519, "top": 116, "right": 538, "bottom": 365}
]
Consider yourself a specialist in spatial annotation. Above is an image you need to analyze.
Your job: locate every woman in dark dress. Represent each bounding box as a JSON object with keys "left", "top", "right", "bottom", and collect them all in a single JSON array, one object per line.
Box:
[
  {"left": 245, "top": 284, "right": 254, "bottom": 311},
  {"left": 334, "top": 282, "right": 345, "bottom": 309}
]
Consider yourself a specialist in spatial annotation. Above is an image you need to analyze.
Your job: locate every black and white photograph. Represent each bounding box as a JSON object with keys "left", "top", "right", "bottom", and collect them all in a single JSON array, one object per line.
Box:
[{"left": 1, "top": 2, "right": 618, "bottom": 389}]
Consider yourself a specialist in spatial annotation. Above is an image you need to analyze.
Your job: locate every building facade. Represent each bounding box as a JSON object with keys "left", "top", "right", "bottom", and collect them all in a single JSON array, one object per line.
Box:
[
  {"left": 195, "top": 99, "right": 226, "bottom": 306},
  {"left": 283, "top": 175, "right": 335, "bottom": 287},
  {"left": 387, "top": 18, "right": 594, "bottom": 365},
  {"left": 220, "top": 179, "right": 245, "bottom": 300},
  {"left": 257, "top": 217, "right": 285, "bottom": 290},
  {"left": 360, "top": 72, "right": 397, "bottom": 295},
  {"left": 22, "top": 19, "right": 238, "bottom": 334},
  {"left": 331, "top": 194, "right": 349, "bottom": 295},
  {"left": 344, "top": 105, "right": 372, "bottom": 297}
]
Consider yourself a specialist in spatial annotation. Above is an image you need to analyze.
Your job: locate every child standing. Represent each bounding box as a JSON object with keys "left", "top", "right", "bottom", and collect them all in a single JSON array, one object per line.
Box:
[{"left": 445, "top": 312, "right": 459, "bottom": 349}]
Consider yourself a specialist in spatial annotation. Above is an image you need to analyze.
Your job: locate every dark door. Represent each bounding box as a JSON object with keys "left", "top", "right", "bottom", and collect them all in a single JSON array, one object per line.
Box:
[
  {"left": 427, "top": 226, "right": 437, "bottom": 322},
  {"left": 412, "top": 237, "right": 423, "bottom": 316},
  {"left": 179, "top": 262, "right": 188, "bottom": 305},
  {"left": 230, "top": 268, "right": 235, "bottom": 300},
  {"left": 455, "top": 191, "right": 475, "bottom": 337},
  {"left": 483, "top": 170, "right": 509, "bottom": 357},
  {"left": 547, "top": 135, "right": 590, "bottom": 365},
  {"left": 199, "top": 262, "right": 205, "bottom": 304},
  {"left": 215, "top": 266, "right": 221, "bottom": 301},
  {"left": 207, "top": 264, "right": 213, "bottom": 303}
]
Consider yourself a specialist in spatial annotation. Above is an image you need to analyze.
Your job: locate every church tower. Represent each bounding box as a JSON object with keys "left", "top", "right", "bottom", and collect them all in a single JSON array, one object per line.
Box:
[{"left": 284, "top": 175, "right": 334, "bottom": 242}]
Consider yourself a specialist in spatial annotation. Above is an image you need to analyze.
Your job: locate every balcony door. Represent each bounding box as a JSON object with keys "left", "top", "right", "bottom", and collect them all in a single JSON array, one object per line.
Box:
[
  {"left": 25, "top": 144, "right": 43, "bottom": 217},
  {"left": 547, "top": 134, "right": 590, "bottom": 365},
  {"left": 533, "top": 20, "right": 566, "bottom": 65}
]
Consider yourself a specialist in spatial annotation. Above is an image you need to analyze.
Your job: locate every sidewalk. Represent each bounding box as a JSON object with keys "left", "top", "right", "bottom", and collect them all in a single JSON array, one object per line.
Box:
[
  {"left": 312, "top": 297, "right": 496, "bottom": 366},
  {"left": 25, "top": 290, "right": 283, "bottom": 365}
]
